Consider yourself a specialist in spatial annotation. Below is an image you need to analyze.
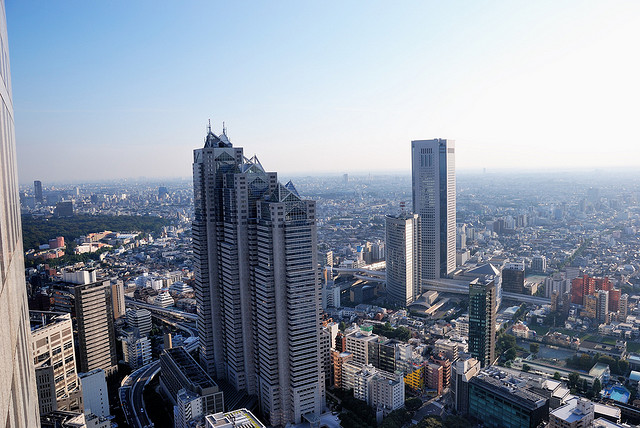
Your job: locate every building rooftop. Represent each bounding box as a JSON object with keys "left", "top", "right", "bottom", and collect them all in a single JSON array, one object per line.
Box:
[
  {"left": 204, "top": 408, "right": 265, "bottom": 428},
  {"left": 29, "top": 311, "right": 71, "bottom": 331},
  {"left": 470, "top": 368, "right": 548, "bottom": 411},
  {"left": 164, "top": 346, "right": 218, "bottom": 390}
]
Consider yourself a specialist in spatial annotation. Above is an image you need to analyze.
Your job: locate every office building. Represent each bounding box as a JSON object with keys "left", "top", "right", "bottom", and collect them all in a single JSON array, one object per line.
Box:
[
  {"left": 111, "top": 280, "right": 126, "bottom": 319},
  {"left": 34, "top": 180, "right": 43, "bottom": 203},
  {"left": 174, "top": 388, "right": 206, "bottom": 428},
  {"left": 620, "top": 294, "right": 629, "bottom": 320},
  {"left": 160, "top": 347, "right": 224, "bottom": 417},
  {"left": 469, "top": 370, "right": 549, "bottom": 428},
  {"left": 531, "top": 255, "right": 547, "bottom": 273},
  {"left": 385, "top": 213, "right": 420, "bottom": 305},
  {"left": 73, "top": 280, "right": 118, "bottom": 376},
  {"left": 30, "top": 312, "right": 81, "bottom": 414},
  {"left": 368, "top": 338, "right": 398, "bottom": 374},
  {"left": 468, "top": 279, "right": 497, "bottom": 367},
  {"left": 122, "top": 333, "right": 152, "bottom": 370},
  {"left": 502, "top": 261, "right": 525, "bottom": 294},
  {"left": 205, "top": 409, "right": 266, "bottom": 428},
  {"left": 0, "top": 1, "right": 40, "bottom": 422},
  {"left": 126, "top": 308, "right": 152, "bottom": 337},
  {"left": 597, "top": 290, "right": 609, "bottom": 324},
  {"left": 345, "top": 326, "right": 379, "bottom": 365},
  {"left": 452, "top": 356, "right": 480, "bottom": 414},
  {"left": 193, "top": 126, "right": 324, "bottom": 425},
  {"left": 55, "top": 201, "right": 74, "bottom": 217},
  {"left": 411, "top": 139, "right": 456, "bottom": 280},
  {"left": 78, "top": 369, "right": 109, "bottom": 418}
]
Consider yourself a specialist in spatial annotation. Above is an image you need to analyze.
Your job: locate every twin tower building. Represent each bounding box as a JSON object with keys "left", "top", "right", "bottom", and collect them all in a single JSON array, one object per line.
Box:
[{"left": 192, "top": 129, "right": 456, "bottom": 425}]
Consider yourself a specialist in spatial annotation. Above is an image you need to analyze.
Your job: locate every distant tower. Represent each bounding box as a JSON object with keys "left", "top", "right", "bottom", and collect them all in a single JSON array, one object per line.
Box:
[
  {"left": 411, "top": 139, "right": 456, "bottom": 280},
  {"left": 468, "top": 279, "right": 497, "bottom": 367},
  {"left": 385, "top": 213, "right": 420, "bottom": 305},
  {"left": 192, "top": 124, "right": 324, "bottom": 425},
  {"left": 34, "top": 180, "right": 43, "bottom": 203},
  {"left": 1, "top": 0, "right": 41, "bottom": 424}
]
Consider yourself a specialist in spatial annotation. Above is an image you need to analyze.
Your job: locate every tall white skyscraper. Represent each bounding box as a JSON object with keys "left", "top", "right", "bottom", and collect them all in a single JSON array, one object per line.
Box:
[
  {"left": 0, "top": 1, "right": 41, "bottom": 425},
  {"left": 385, "top": 213, "right": 420, "bottom": 306},
  {"left": 193, "top": 125, "right": 324, "bottom": 425},
  {"left": 411, "top": 139, "right": 456, "bottom": 280}
]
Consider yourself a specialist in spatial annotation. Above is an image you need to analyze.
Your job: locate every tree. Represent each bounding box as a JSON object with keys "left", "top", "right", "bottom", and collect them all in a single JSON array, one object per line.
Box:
[
  {"left": 553, "top": 372, "right": 562, "bottom": 380},
  {"left": 530, "top": 343, "right": 539, "bottom": 354},
  {"left": 505, "top": 348, "right": 517, "bottom": 361},
  {"left": 338, "top": 321, "right": 346, "bottom": 331},
  {"left": 522, "top": 364, "right": 531, "bottom": 372},
  {"left": 592, "top": 378, "right": 602, "bottom": 395},
  {"left": 406, "top": 397, "right": 422, "bottom": 412},
  {"left": 568, "top": 372, "right": 580, "bottom": 389}
]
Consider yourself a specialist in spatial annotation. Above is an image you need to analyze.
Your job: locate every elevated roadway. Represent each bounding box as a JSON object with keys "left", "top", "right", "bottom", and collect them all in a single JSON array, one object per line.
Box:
[
  {"left": 421, "top": 279, "right": 551, "bottom": 305},
  {"left": 120, "top": 338, "right": 199, "bottom": 427},
  {"left": 125, "top": 297, "right": 197, "bottom": 321}
]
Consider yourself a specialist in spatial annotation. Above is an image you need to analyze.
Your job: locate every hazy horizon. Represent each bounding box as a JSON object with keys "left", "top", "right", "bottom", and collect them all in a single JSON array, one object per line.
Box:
[{"left": 8, "top": 1, "right": 640, "bottom": 183}]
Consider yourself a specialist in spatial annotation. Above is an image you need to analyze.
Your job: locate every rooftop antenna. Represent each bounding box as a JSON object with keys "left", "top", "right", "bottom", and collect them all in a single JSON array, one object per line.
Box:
[
  {"left": 223, "top": 121, "right": 227, "bottom": 136},
  {"left": 207, "top": 119, "right": 212, "bottom": 134}
]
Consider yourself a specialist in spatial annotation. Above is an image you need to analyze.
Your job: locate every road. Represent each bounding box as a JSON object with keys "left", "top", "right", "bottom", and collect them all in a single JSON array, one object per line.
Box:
[
  {"left": 125, "top": 297, "right": 197, "bottom": 321},
  {"left": 120, "top": 337, "right": 199, "bottom": 428},
  {"left": 422, "top": 279, "right": 550, "bottom": 305}
]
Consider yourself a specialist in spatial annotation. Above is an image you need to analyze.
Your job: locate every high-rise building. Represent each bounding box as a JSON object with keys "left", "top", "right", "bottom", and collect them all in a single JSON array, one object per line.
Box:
[
  {"left": 531, "top": 255, "right": 547, "bottom": 274},
  {"left": 111, "top": 280, "right": 126, "bottom": 319},
  {"left": 30, "top": 312, "right": 81, "bottom": 414},
  {"left": 192, "top": 126, "right": 324, "bottom": 425},
  {"left": 452, "top": 356, "right": 480, "bottom": 414},
  {"left": 385, "top": 213, "right": 420, "bottom": 305},
  {"left": 126, "top": 308, "right": 152, "bottom": 337},
  {"left": 620, "top": 294, "right": 629, "bottom": 320},
  {"left": 34, "top": 180, "right": 43, "bottom": 204},
  {"left": 0, "top": 1, "right": 41, "bottom": 423},
  {"left": 411, "top": 139, "right": 456, "bottom": 280},
  {"left": 77, "top": 369, "right": 109, "bottom": 418},
  {"left": 468, "top": 279, "right": 497, "bottom": 367},
  {"left": 502, "top": 261, "right": 525, "bottom": 294},
  {"left": 73, "top": 280, "right": 118, "bottom": 376},
  {"left": 596, "top": 290, "right": 609, "bottom": 324}
]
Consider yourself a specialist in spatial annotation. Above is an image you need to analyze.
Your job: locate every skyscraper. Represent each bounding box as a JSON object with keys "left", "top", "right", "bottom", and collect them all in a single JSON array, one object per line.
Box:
[
  {"left": 193, "top": 125, "right": 324, "bottom": 425},
  {"left": 34, "top": 180, "right": 43, "bottom": 203},
  {"left": 411, "top": 139, "right": 456, "bottom": 280},
  {"left": 385, "top": 213, "right": 420, "bottom": 305},
  {"left": 0, "top": 1, "right": 41, "bottom": 424},
  {"left": 73, "top": 280, "right": 118, "bottom": 376},
  {"left": 468, "top": 278, "right": 497, "bottom": 367}
]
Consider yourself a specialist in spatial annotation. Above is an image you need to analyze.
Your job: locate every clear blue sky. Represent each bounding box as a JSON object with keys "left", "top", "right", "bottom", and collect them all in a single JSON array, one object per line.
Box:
[{"left": 7, "top": 1, "right": 640, "bottom": 183}]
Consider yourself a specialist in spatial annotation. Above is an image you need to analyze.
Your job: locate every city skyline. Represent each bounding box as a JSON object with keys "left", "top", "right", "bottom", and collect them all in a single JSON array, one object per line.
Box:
[{"left": 7, "top": 1, "right": 640, "bottom": 183}]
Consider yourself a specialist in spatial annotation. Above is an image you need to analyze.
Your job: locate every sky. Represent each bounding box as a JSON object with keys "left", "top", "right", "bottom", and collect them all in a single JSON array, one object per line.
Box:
[{"left": 6, "top": 1, "right": 640, "bottom": 183}]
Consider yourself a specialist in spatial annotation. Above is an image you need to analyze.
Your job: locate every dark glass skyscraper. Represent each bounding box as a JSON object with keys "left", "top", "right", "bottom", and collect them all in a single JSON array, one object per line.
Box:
[
  {"left": 468, "top": 278, "right": 497, "bottom": 367},
  {"left": 0, "top": 0, "right": 41, "bottom": 424}
]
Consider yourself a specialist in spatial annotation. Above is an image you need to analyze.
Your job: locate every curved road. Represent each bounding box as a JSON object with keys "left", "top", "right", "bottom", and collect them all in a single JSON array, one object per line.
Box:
[{"left": 120, "top": 338, "right": 199, "bottom": 428}]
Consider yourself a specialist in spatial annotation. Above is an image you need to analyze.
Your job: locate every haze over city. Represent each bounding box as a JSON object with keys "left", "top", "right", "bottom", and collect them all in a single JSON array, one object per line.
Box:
[{"left": 7, "top": 0, "right": 640, "bottom": 183}]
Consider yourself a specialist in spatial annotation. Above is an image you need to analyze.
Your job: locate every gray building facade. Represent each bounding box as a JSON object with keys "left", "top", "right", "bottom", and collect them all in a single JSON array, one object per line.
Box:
[{"left": 0, "top": 0, "right": 41, "bottom": 424}]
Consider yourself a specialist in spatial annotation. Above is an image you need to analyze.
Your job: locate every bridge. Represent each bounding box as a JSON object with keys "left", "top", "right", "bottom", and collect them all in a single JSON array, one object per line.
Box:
[
  {"left": 125, "top": 297, "right": 197, "bottom": 321},
  {"left": 421, "top": 279, "right": 551, "bottom": 305}
]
